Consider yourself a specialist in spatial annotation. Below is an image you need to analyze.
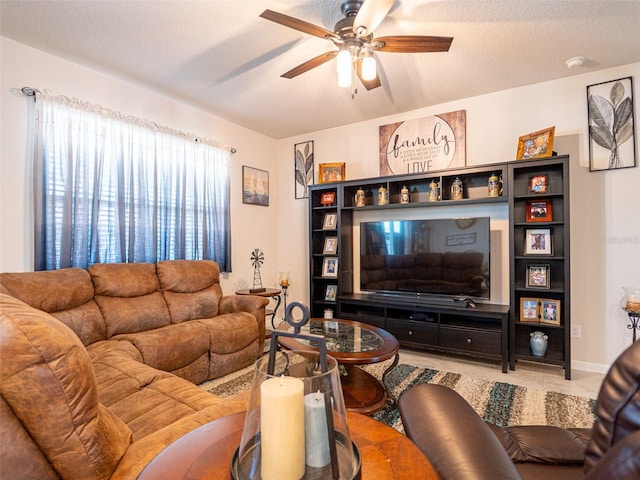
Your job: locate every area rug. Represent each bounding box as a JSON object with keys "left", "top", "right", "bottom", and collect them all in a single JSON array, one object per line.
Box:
[{"left": 200, "top": 362, "right": 596, "bottom": 434}]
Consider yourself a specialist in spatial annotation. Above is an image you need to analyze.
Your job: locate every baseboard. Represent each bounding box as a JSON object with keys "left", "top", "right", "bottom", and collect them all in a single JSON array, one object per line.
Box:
[{"left": 572, "top": 359, "right": 611, "bottom": 375}]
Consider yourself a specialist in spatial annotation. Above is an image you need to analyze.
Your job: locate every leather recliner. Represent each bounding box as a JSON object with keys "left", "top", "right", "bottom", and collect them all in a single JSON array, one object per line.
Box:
[{"left": 398, "top": 340, "right": 640, "bottom": 480}]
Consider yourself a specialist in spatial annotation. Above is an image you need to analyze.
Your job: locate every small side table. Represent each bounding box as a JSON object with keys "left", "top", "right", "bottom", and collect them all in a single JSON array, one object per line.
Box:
[{"left": 235, "top": 288, "right": 282, "bottom": 329}]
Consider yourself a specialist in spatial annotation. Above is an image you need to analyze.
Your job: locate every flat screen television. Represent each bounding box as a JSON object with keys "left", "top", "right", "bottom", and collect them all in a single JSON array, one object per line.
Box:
[{"left": 360, "top": 217, "right": 490, "bottom": 299}]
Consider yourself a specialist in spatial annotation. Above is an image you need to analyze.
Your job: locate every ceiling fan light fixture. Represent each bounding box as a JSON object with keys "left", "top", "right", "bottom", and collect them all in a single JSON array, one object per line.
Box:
[
  {"left": 337, "top": 48, "right": 352, "bottom": 87},
  {"left": 361, "top": 50, "right": 376, "bottom": 81}
]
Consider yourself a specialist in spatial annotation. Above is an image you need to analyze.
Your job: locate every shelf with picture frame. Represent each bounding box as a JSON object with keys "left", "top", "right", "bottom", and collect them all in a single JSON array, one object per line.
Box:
[{"left": 508, "top": 156, "right": 571, "bottom": 377}]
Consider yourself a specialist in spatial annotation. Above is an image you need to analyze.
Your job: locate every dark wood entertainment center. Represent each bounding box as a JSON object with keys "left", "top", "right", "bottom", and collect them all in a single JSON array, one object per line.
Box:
[{"left": 308, "top": 155, "right": 571, "bottom": 379}]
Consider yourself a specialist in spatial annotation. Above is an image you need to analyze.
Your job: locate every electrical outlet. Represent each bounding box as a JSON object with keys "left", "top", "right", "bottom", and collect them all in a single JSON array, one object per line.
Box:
[{"left": 571, "top": 325, "right": 581, "bottom": 338}]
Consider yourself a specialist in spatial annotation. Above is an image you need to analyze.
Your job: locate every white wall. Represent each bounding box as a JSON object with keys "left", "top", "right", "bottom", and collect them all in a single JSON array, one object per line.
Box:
[
  {"left": 277, "top": 62, "right": 640, "bottom": 372},
  {"left": 0, "top": 36, "right": 280, "bottom": 293},
  {"left": 2, "top": 34, "right": 639, "bottom": 372}
]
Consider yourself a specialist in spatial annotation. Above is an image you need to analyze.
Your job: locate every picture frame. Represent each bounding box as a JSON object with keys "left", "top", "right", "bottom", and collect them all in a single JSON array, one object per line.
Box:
[
  {"left": 323, "top": 236, "right": 338, "bottom": 255},
  {"left": 516, "top": 126, "right": 555, "bottom": 160},
  {"left": 587, "top": 77, "right": 637, "bottom": 171},
  {"left": 520, "top": 297, "right": 540, "bottom": 323},
  {"left": 325, "top": 284, "right": 338, "bottom": 302},
  {"left": 320, "top": 191, "right": 336, "bottom": 206},
  {"left": 540, "top": 298, "right": 561, "bottom": 325},
  {"left": 526, "top": 264, "right": 550, "bottom": 289},
  {"left": 242, "top": 166, "right": 269, "bottom": 206},
  {"left": 322, "top": 257, "right": 339, "bottom": 278},
  {"left": 294, "top": 140, "right": 314, "bottom": 199},
  {"left": 524, "top": 228, "right": 552, "bottom": 255},
  {"left": 322, "top": 213, "right": 337, "bottom": 230},
  {"left": 526, "top": 199, "right": 552, "bottom": 222},
  {"left": 318, "top": 162, "right": 346, "bottom": 184},
  {"left": 528, "top": 174, "right": 548, "bottom": 194}
]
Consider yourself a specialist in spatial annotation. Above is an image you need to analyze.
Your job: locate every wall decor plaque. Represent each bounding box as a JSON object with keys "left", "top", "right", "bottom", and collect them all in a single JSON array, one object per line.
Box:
[{"left": 379, "top": 110, "right": 466, "bottom": 176}]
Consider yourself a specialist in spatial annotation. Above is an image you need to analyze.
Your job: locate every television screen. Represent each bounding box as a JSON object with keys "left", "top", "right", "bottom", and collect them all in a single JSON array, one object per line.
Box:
[{"left": 360, "top": 217, "right": 490, "bottom": 299}]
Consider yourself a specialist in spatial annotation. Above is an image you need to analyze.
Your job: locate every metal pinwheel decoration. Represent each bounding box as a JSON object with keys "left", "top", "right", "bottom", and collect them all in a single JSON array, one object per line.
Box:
[{"left": 250, "top": 248, "right": 266, "bottom": 292}]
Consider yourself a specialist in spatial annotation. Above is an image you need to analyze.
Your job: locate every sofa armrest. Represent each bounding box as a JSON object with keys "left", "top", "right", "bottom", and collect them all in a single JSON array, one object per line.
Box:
[
  {"left": 219, "top": 295, "right": 269, "bottom": 339},
  {"left": 584, "top": 430, "right": 640, "bottom": 479},
  {"left": 399, "top": 384, "right": 523, "bottom": 480}
]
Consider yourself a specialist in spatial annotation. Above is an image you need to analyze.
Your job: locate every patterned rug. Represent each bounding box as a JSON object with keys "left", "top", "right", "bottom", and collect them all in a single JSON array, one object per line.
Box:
[{"left": 200, "top": 361, "right": 597, "bottom": 434}]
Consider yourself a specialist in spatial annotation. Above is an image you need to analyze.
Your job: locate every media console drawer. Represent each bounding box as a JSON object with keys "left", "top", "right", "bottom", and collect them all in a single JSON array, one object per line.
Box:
[
  {"left": 439, "top": 326, "right": 501, "bottom": 355},
  {"left": 386, "top": 319, "right": 438, "bottom": 345}
]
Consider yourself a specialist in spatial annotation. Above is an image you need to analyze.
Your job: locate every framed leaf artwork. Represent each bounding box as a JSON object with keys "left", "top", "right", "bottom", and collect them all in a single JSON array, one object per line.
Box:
[
  {"left": 295, "top": 140, "right": 314, "bottom": 199},
  {"left": 587, "top": 77, "right": 637, "bottom": 171}
]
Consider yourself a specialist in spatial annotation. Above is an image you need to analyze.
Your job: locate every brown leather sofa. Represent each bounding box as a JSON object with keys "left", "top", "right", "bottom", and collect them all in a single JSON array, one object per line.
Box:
[
  {"left": 0, "top": 260, "right": 269, "bottom": 479},
  {"left": 399, "top": 340, "right": 640, "bottom": 480}
]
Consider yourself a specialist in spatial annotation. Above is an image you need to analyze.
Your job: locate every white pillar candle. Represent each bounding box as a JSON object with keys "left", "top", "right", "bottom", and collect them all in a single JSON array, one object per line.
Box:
[
  {"left": 260, "top": 376, "right": 305, "bottom": 480},
  {"left": 304, "top": 391, "right": 331, "bottom": 468}
]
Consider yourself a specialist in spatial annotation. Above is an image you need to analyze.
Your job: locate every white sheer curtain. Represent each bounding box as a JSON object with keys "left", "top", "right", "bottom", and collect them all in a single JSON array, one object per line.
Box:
[{"left": 33, "top": 91, "right": 231, "bottom": 270}]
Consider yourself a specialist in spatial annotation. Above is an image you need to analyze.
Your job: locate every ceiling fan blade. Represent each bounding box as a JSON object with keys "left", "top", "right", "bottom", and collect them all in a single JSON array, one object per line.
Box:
[
  {"left": 355, "top": 60, "right": 382, "bottom": 91},
  {"left": 372, "top": 35, "right": 453, "bottom": 53},
  {"left": 260, "top": 10, "right": 339, "bottom": 41},
  {"left": 281, "top": 51, "right": 338, "bottom": 79},
  {"left": 353, "top": 0, "right": 395, "bottom": 37}
]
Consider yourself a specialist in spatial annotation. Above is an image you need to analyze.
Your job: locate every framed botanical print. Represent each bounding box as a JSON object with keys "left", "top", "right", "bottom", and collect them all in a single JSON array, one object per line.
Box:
[{"left": 587, "top": 77, "right": 636, "bottom": 171}]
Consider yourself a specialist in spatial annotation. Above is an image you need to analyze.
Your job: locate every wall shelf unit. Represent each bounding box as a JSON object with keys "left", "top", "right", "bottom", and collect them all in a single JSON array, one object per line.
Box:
[
  {"left": 308, "top": 156, "right": 571, "bottom": 377},
  {"left": 508, "top": 156, "right": 571, "bottom": 379}
]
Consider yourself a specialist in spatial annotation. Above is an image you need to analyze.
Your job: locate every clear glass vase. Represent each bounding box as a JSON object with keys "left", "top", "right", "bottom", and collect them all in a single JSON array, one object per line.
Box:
[
  {"left": 231, "top": 351, "right": 360, "bottom": 480},
  {"left": 620, "top": 287, "right": 640, "bottom": 314}
]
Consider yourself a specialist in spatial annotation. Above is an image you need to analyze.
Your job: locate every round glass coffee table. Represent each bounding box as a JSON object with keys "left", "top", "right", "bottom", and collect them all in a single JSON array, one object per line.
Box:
[{"left": 276, "top": 318, "right": 399, "bottom": 414}]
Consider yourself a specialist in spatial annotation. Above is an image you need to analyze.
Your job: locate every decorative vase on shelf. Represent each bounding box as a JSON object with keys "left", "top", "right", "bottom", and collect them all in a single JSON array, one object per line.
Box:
[
  {"left": 620, "top": 286, "right": 640, "bottom": 314},
  {"left": 354, "top": 187, "right": 365, "bottom": 207},
  {"left": 400, "top": 185, "right": 410, "bottom": 204},
  {"left": 530, "top": 331, "right": 548, "bottom": 357}
]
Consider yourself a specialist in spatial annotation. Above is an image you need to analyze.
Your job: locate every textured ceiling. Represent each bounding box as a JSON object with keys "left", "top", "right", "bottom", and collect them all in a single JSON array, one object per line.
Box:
[{"left": 2, "top": 0, "right": 640, "bottom": 139}]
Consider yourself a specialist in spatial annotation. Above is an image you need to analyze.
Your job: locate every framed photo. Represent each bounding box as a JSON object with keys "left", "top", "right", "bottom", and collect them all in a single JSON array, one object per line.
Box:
[
  {"left": 319, "top": 162, "right": 346, "bottom": 184},
  {"left": 520, "top": 297, "right": 540, "bottom": 323},
  {"left": 587, "top": 77, "right": 636, "bottom": 171},
  {"left": 322, "top": 213, "right": 337, "bottom": 230},
  {"left": 325, "top": 284, "right": 338, "bottom": 302},
  {"left": 524, "top": 228, "right": 552, "bottom": 255},
  {"left": 528, "top": 174, "right": 548, "bottom": 194},
  {"left": 320, "top": 191, "right": 336, "bottom": 206},
  {"left": 323, "top": 236, "right": 338, "bottom": 254},
  {"left": 540, "top": 298, "right": 561, "bottom": 325},
  {"left": 242, "top": 166, "right": 269, "bottom": 206},
  {"left": 526, "top": 199, "right": 552, "bottom": 222},
  {"left": 294, "top": 140, "right": 314, "bottom": 199},
  {"left": 526, "top": 264, "right": 550, "bottom": 289},
  {"left": 322, "top": 257, "right": 339, "bottom": 278},
  {"left": 516, "top": 126, "right": 555, "bottom": 160}
]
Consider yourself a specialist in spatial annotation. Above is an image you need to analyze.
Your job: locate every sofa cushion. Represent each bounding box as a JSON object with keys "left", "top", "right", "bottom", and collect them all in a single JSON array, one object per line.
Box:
[
  {"left": 114, "top": 321, "right": 211, "bottom": 381},
  {"left": 0, "top": 268, "right": 106, "bottom": 345},
  {"left": 156, "top": 260, "right": 223, "bottom": 322},
  {"left": 0, "top": 293, "right": 131, "bottom": 480},
  {"left": 90, "top": 263, "right": 171, "bottom": 337}
]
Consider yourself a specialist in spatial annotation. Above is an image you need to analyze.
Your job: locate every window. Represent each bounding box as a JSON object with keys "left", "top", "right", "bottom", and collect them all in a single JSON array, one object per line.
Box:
[{"left": 33, "top": 92, "right": 231, "bottom": 270}]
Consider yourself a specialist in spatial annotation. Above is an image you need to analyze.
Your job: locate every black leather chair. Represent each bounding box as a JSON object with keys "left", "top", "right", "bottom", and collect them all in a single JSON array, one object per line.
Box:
[{"left": 399, "top": 341, "right": 640, "bottom": 480}]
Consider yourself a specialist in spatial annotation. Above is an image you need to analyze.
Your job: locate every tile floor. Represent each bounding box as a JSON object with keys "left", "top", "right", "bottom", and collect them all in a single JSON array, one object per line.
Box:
[{"left": 399, "top": 348, "right": 605, "bottom": 400}]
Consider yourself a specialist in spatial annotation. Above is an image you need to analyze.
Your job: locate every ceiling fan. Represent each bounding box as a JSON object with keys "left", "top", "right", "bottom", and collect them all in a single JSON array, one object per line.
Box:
[{"left": 260, "top": 0, "right": 453, "bottom": 91}]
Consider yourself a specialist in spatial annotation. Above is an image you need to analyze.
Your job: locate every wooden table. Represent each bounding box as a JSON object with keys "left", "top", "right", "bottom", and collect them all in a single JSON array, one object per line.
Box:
[
  {"left": 276, "top": 318, "right": 399, "bottom": 415},
  {"left": 235, "top": 288, "right": 282, "bottom": 329},
  {"left": 138, "top": 411, "right": 437, "bottom": 480}
]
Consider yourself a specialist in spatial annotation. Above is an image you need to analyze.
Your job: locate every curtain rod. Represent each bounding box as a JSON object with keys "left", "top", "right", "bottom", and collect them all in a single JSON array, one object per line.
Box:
[{"left": 20, "top": 86, "right": 237, "bottom": 154}]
